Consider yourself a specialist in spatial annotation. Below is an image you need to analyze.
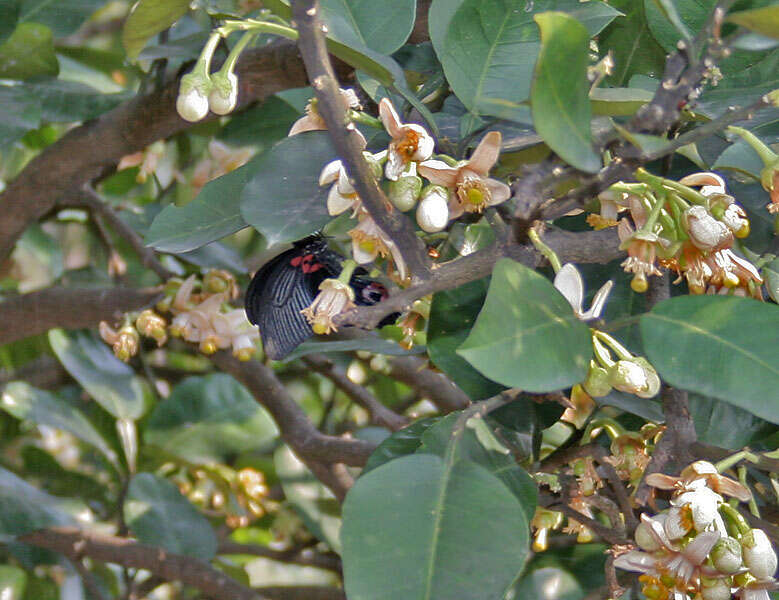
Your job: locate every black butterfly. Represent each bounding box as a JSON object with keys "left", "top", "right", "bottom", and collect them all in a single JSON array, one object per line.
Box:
[{"left": 245, "top": 235, "right": 391, "bottom": 360}]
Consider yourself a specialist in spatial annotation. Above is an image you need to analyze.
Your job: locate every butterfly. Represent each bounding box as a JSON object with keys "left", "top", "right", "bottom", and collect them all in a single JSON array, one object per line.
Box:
[{"left": 244, "top": 234, "right": 391, "bottom": 360}]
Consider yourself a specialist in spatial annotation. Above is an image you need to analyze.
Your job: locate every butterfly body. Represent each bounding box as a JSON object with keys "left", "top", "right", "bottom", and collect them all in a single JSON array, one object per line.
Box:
[{"left": 245, "top": 235, "right": 390, "bottom": 360}]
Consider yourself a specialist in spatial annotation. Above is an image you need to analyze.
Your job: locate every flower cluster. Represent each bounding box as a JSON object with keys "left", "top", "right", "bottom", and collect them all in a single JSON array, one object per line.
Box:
[
  {"left": 594, "top": 171, "right": 763, "bottom": 298},
  {"left": 100, "top": 270, "right": 258, "bottom": 362},
  {"left": 615, "top": 461, "right": 778, "bottom": 600}
]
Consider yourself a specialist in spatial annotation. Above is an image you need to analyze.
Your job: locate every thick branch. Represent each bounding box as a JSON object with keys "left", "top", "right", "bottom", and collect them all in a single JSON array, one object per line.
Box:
[
  {"left": 21, "top": 527, "right": 268, "bottom": 600},
  {"left": 0, "top": 287, "right": 160, "bottom": 345},
  {"left": 211, "top": 351, "right": 376, "bottom": 467},
  {"left": 386, "top": 355, "right": 470, "bottom": 413},
  {"left": 291, "top": 0, "right": 431, "bottom": 280},
  {"left": 302, "top": 353, "right": 408, "bottom": 430}
]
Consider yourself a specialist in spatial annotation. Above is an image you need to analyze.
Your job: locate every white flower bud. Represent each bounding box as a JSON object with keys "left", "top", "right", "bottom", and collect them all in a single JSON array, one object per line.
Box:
[
  {"left": 416, "top": 186, "right": 450, "bottom": 232},
  {"left": 634, "top": 518, "right": 662, "bottom": 552},
  {"left": 700, "top": 577, "right": 732, "bottom": 600},
  {"left": 177, "top": 72, "right": 211, "bottom": 122},
  {"left": 609, "top": 358, "right": 659, "bottom": 397},
  {"left": 389, "top": 173, "right": 422, "bottom": 212},
  {"left": 685, "top": 205, "right": 733, "bottom": 251},
  {"left": 721, "top": 203, "right": 750, "bottom": 238},
  {"left": 711, "top": 537, "right": 743, "bottom": 574},
  {"left": 741, "top": 528, "right": 778, "bottom": 579},
  {"left": 209, "top": 71, "right": 238, "bottom": 116}
]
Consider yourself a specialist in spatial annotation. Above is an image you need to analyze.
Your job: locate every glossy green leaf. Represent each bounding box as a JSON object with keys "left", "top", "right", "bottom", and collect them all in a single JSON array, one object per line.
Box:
[
  {"left": 240, "top": 132, "right": 336, "bottom": 247},
  {"left": 342, "top": 453, "right": 531, "bottom": 600},
  {"left": 0, "top": 466, "right": 72, "bottom": 541},
  {"left": 124, "top": 473, "right": 217, "bottom": 560},
  {"left": 0, "top": 565, "right": 26, "bottom": 600},
  {"left": 764, "top": 256, "right": 779, "bottom": 304},
  {"left": 531, "top": 12, "right": 600, "bottom": 173},
  {"left": 320, "top": 0, "right": 416, "bottom": 55},
  {"left": 146, "top": 156, "right": 255, "bottom": 253},
  {"left": 0, "top": 23, "right": 58, "bottom": 80},
  {"left": 728, "top": 6, "right": 779, "bottom": 40},
  {"left": 417, "top": 412, "right": 538, "bottom": 512},
  {"left": 218, "top": 95, "right": 301, "bottom": 147},
  {"left": 19, "top": 0, "right": 103, "bottom": 37},
  {"left": 689, "top": 393, "right": 776, "bottom": 450},
  {"left": 0, "top": 85, "right": 41, "bottom": 147},
  {"left": 458, "top": 259, "right": 592, "bottom": 392},
  {"left": 697, "top": 51, "right": 779, "bottom": 117},
  {"left": 428, "top": 278, "right": 506, "bottom": 400},
  {"left": 25, "top": 80, "right": 129, "bottom": 122},
  {"left": 48, "top": 329, "right": 150, "bottom": 421},
  {"left": 600, "top": 0, "right": 667, "bottom": 86},
  {"left": 362, "top": 417, "right": 438, "bottom": 473},
  {"left": 435, "top": 0, "right": 620, "bottom": 123},
  {"left": 640, "top": 296, "right": 779, "bottom": 424},
  {"left": 275, "top": 446, "right": 342, "bottom": 552},
  {"left": 590, "top": 87, "right": 654, "bottom": 116},
  {"left": 145, "top": 374, "right": 278, "bottom": 464},
  {"left": 122, "top": 0, "right": 191, "bottom": 59},
  {"left": 1, "top": 382, "right": 119, "bottom": 468}
]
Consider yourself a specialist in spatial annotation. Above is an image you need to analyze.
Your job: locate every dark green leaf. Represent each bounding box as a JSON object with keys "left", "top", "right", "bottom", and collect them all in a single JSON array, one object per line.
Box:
[
  {"left": 727, "top": 6, "right": 779, "bottom": 40},
  {"left": 320, "top": 0, "right": 416, "bottom": 55},
  {"left": 48, "top": 329, "right": 150, "bottom": 420},
  {"left": 124, "top": 473, "right": 217, "bottom": 560},
  {"left": 282, "top": 335, "right": 423, "bottom": 362},
  {"left": 362, "top": 417, "right": 439, "bottom": 473},
  {"left": 146, "top": 158, "right": 255, "bottom": 253},
  {"left": 240, "top": 132, "right": 336, "bottom": 247},
  {"left": 428, "top": 278, "right": 506, "bottom": 400},
  {"left": 640, "top": 295, "right": 779, "bottom": 424},
  {"left": 764, "top": 256, "right": 779, "bottom": 304},
  {"left": 689, "top": 393, "right": 776, "bottom": 449},
  {"left": 342, "top": 454, "right": 531, "bottom": 600},
  {"left": 435, "top": 0, "right": 620, "bottom": 123},
  {"left": 145, "top": 373, "right": 278, "bottom": 464},
  {"left": 122, "top": 0, "right": 191, "bottom": 59},
  {"left": 25, "top": 80, "right": 129, "bottom": 122},
  {"left": 531, "top": 11, "right": 600, "bottom": 173},
  {"left": 0, "top": 466, "right": 72, "bottom": 541},
  {"left": 0, "top": 85, "right": 41, "bottom": 148},
  {"left": 1, "top": 382, "right": 119, "bottom": 468},
  {"left": 458, "top": 259, "right": 592, "bottom": 392},
  {"left": 218, "top": 95, "right": 301, "bottom": 147},
  {"left": 697, "top": 51, "right": 779, "bottom": 117},
  {"left": 0, "top": 23, "right": 58, "bottom": 80},
  {"left": 21, "top": 446, "right": 107, "bottom": 503},
  {"left": 590, "top": 87, "right": 654, "bottom": 116},
  {"left": 0, "top": 1, "right": 20, "bottom": 45},
  {"left": 19, "top": 0, "right": 103, "bottom": 37},
  {"left": 650, "top": 0, "right": 691, "bottom": 40}
]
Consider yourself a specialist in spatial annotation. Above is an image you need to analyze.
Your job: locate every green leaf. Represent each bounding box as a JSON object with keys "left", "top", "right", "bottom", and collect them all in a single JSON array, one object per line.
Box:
[
  {"left": 122, "top": 0, "right": 191, "bottom": 59},
  {"left": 362, "top": 417, "right": 439, "bottom": 473},
  {"left": 0, "top": 85, "right": 41, "bottom": 147},
  {"left": 531, "top": 11, "right": 600, "bottom": 173},
  {"left": 435, "top": 0, "right": 620, "bottom": 123},
  {"left": 1, "top": 382, "right": 119, "bottom": 468},
  {"left": 417, "top": 411, "right": 538, "bottom": 512},
  {"left": 275, "top": 445, "right": 342, "bottom": 552},
  {"left": 25, "top": 80, "right": 130, "bottom": 122},
  {"left": 145, "top": 374, "right": 278, "bottom": 465},
  {"left": 590, "top": 87, "right": 654, "bottom": 116},
  {"left": 21, "top": 446, "right": 107, "bottom": 503},
  {"left": 428, "top": 278, "right": 506, "bottom": 400},
  {"left": 698, "top": 51, "right": 779, "bottom": 117},
  {"left": 48, "top": 329, "right": 150, "bottom": 421},
  {"left": 218, "top": 95, "right": 301, "bottom": 147},
  {"left": 146, "top": 157, "right": 253, "bottom": 253},
  {"left": 124, "top": 473, "right": 217, "bottom": 560},
  {"left": 458, "top": 259, "right": 592, "bottom": 393},
  {"left": 764, "top": 256, "right": 779, "bottom": 304},
  {"left": 0, "top": 466, "right": 72, "bottom": 541},
  {"left": 0, "top": 23, "right": 58, "bottom": 80},
  {"left": 689, "top": 393, "right": 776, "bottom": 450},
  {"left": 19, "top": 0, "right": 103, "bottom": 37},
  {"left": 649, "top": 0, "right": 691, "bottom": 40},
  {"left": 320, "top": 0, "right": 416, "bottom": 55},
  {"left": 240, "top": 132, "right": 336, "bottom": 247},
  {"left": 599, "top": 0, "right": 667, "bottom": 86},
  {"left": 728, "top": 6, "right": 779, "bottom": 40},
  {"left": 0, "top": 1, "right": 20, "bottom": 45},
  {"left": 342, "top": 454, "right": 531, "bottom": 600},
  {"left": 640, "top": 295, "right": 779, "bottom": 424},
  {"left": 0, "top": 566, "right": 26, "bottom": 600}
]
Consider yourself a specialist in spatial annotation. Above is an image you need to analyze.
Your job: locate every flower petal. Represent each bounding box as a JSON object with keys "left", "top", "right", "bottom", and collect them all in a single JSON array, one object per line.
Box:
[
  {"left": 385, "top": 147, "right": 406, "bottom": 181},
  {"left": 379, "top": 97, "right": 403, "bottom": 139},
  {"left": 328, "top": 185, "right": 355, "bottom": 216},
  {"left": 289, "top": 115, "right": 322, "bottom": 136},
  {"left": 352, "top": 239, "right": 378, "bottom": 264},
  {"left": 485, "top": 177, "right": 511, "bottom": 205},
  {"left": 683, "top": 530, "right": 720, "bottom": 565},
  {"left": 613, "top": 550, "right": 657, "bottom": 573},
  {"left": 418, "top": 160, "right": 460, "bottom": 188},
  {"left": 583, "top": 280, "right": 613, "bottom": 320},
  {"left": 468, "top": 131, "right": 502, "bottom": 175},
  {"left": 319, "top": 159, "right": 343, "bottom": 186},
  {"left": 679, "top": 172, "right": 726, "bottom": 196},
  {"left": 554, "top": 264, "right": 585, "bottom": 314}
]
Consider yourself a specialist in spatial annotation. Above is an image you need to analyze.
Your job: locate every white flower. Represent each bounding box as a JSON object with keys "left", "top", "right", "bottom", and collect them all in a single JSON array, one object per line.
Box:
[
  {"left": 742, "top": 529, "right": 778, "bottom": 579},
  {"left": 319, "top": 150, "right": 384, "bottom": 217},
  {"left": 212, "top": 308, "right": 259, "bottom": 360},
  {"left": 685, "top": 205, "right": 733, "bottom": 252},
  {"left": 679, "top": 172, "right": 726, "bottom": 197},
  {"left": 645, "top": 460, "right": 752, "bottom": 502},
  {"left": 348, "top": 214, "right": 408, "bottom": 280},
  {"left": 671, "top": 479, "right": 726, "bottom": 533},
  {"left": 289, "top": 88, "right": 365, "bottom": 145},
  {"left": 300, "top": 279, "right": 356, "bottom": 335},
  {"left": 553, "top": 263, "right": 613, "bottom": 321},
  {"left": 208, "top": 71, "right": 238, "bottom": 116},
  {"left": 379, "top": 97, "right": 434, "bottom": 180},
  {"left": 418, "top": 131, "right": 510, "bottom": 217},
  {"left": 416, "top": 186, "right": 450, "bottom": 233},
  {"left": 177, "top": 72, "right": 211, "bottom": 122}
]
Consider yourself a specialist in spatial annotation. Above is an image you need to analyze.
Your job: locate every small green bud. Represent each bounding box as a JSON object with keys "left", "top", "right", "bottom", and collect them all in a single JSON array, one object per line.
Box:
[
  {"left": 208, "top": 71, "right": 238, "bottom": 116},
  {"left": 388, "top": 174, "right": 422, "bottom": 212},
  {"left": 711, "top": 536, "right": 743, "bottom": 575},
  {"left": 582, "top": 360, "right": 612, "bottom": 398},
  {"left": 177, "top": 72, "right": 211, "bottom": 122}
]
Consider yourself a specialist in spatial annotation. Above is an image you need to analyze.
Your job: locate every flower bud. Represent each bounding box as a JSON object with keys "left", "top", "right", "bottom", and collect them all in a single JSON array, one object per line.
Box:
[
  {"left": 388, "top": 173, "right": 423, "bottom": 212},
  {"left": 203, "top": 269, "right": 237, "bottom": 298},
  {"left": 609, "top": 358, "right": 659, "bottom": 398},
  {"left": 135, "top": 309, "right": 168, "bottom": 347},
  {"left": 741, "top": 528, "right": 778, "bottom": 579},
  {"left": 711, "top": 536, "right": 743, "bottom": 574},
  {"left": 177, "top": 72, "right": 211, "bottom": 122},
  {"left": 363, "top": 151, "right": 384, "bottom": 180},
  {"left": 721, "top": 203, "right": 750, "bottom": 238},
  {"left": 582, "top": 361, "right": 612, "bottom": 398},
  {"left": 208, "top": 71, "right": 238, "bottom": 116},
  {"left": 416, "top": 185, "right": 450, "bottom": 232},
  {"left": 685, "top": 205, "right": 733, "bottom": 251},
  {"left": 628, "top": 356, "right": 660, "bottom": 398},
  {"left": 700, "top": 576, "right": 732, "bottom": 600},
  {"left": 114, "top": 326, "right": 140, "bottom": 362},
  {"left": 634, "top": 517, "right": 662, "bottom": 552}
]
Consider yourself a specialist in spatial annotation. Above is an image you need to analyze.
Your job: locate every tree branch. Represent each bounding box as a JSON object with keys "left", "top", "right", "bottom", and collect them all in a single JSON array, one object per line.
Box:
[
  {"left": 218, "top": 541, "right": 342, "bottom": 573},
  {"left": 291, "top": 0, "right": 431, "bottom": 280},
  {"left": 21, "top": 527, "right": 268, "bottom": 600},
  {"left": 385, "top": 355, "right": 470, "bottom": 413},
  {"left": 0, "top": 287, "right": 161, "bottom": 345}
]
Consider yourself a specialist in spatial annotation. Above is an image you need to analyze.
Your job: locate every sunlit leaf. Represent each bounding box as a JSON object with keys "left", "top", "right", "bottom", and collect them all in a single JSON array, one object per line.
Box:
[
  {"left": 0, "top": 23, "right": 58, "bottom": 80},
  {"left": 727, "top": 6, "right": 779, "bottom": 40},
  {"left": 19, "top": 0, "right": 103, "bottom": 37},
  {"left": 320, "top": 0, "right": 416, "bottom": 55},
  {"left": 123, "top": 0, "right": 191, "bottom": 59}
]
